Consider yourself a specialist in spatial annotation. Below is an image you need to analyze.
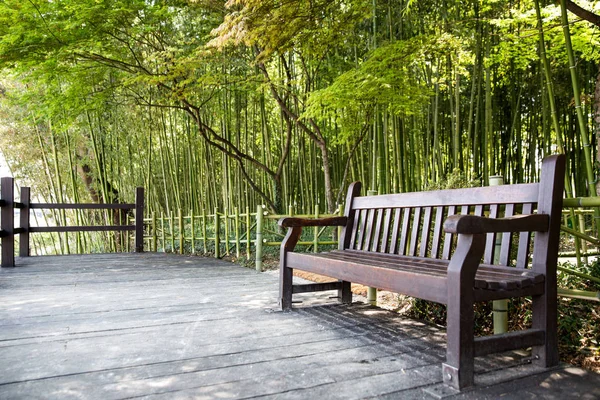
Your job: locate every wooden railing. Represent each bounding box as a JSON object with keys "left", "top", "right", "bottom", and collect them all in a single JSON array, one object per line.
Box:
[{"left": 0, "top": 177, "right": 144, "bottom": 267}]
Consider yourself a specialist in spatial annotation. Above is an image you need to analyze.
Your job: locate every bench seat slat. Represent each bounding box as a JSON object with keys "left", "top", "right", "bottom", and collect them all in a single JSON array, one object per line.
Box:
[
  {"left": 286, "top": 251, "right": 545, "bottom": 303},
  {"left": 286, "top": 252, "right": 448, "bottom": 304},
  {"left": 333, "top": 251, "right": 540, "bottom": 290},
  {"left": 341, "top": 249, "right": 545, "bottom": 284},
  {"left": 290, "top": 250, "right": 543, "bottom": 291}
]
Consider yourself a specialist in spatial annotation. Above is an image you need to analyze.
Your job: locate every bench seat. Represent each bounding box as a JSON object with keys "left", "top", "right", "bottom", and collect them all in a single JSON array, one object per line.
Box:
[{"left": 287, "top": 250, "right": 545, "bottom": 304}]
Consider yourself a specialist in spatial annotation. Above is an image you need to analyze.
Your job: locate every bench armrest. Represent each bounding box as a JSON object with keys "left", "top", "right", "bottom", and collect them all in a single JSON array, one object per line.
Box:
[
  {"left": 443, "top": 214, "right": 549, "bottom": 234},
  {"left": 278, "top": 216, "right": 348, "bottom": 228}
]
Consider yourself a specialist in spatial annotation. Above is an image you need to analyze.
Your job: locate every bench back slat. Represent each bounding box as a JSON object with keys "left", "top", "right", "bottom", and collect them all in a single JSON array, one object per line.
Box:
[
  {"left": 442, "top": 205, "right": 456, "bottom": 260},
  {"left": 380, "top": 208, "right": 393, "bottom": 253},
  {"left": 499, "top": 203, "right": 515, "bottom": 265},
  {"left": 372, "top": 209, "right": 384, "bottom": 252},
  {"left": 430, "top": 206, "right": 444, "bottom": 259},
  {"left": 399, "top": 208, "right": 411, "bottom": 256},
  {"left": 363, "top": 209, "right": 376, "bottom": 251},
  {"left": 389, "top": 208, "right": 401, "bottom": 254},
  {"left": 516, "top": 203, "right": 534, "bottom": 269},
  {"left": 356, "top": 209, "right": 368, "bottom": 250},
  {"left": 351, "top": 183, "right": 540, "bottom": 210},
  {"left": 420, "top": 207, "right": 433, "bottom": 257},
  {"left": 484, "top": 204, "right": 499, "bottom": 264},
  {"left": 408, "top": 207, "right": 421, "bottom": 256}
]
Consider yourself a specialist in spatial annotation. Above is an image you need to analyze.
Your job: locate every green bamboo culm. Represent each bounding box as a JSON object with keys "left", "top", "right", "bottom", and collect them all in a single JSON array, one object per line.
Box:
[{"left": 559, "top": 0, "right": 598, "bottom": 204}]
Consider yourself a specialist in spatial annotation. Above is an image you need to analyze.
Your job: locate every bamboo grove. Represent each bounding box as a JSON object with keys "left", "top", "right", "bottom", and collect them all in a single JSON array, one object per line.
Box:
[{"left": 0, "top": 0, "right": 599, "bottom": 226}]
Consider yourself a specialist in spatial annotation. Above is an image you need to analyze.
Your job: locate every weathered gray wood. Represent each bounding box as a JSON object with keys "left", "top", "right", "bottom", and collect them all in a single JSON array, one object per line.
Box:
[{"left": 0, "top": 252, "right": 595, "bottom": 399}]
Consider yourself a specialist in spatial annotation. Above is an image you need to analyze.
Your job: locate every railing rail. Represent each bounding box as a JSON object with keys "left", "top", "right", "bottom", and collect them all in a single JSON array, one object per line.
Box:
[{"left": 0, "top": 177, "right": 144, "bottom": 267}]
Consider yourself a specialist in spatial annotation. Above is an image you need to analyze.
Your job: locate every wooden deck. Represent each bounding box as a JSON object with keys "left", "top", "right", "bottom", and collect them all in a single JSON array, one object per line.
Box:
[{"left": 0, "top": 253, "right": 598, "bottom": 399}]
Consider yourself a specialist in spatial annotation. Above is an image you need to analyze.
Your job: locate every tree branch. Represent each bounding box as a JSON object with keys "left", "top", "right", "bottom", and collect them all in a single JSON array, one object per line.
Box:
[{"left": 564, "top": 0, "right": 600, "bottom": 27}]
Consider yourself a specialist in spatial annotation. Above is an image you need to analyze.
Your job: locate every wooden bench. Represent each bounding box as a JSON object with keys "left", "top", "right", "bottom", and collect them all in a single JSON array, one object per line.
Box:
[{"left": 278, "top": 154, "right": 565, "bottom": 389}]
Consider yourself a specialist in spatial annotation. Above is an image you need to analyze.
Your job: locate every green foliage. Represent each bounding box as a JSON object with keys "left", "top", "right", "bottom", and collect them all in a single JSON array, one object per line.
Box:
[
  {"left": 424, "top": 168, "right": 480, "bottom": 191},
  {"left": 210, "top": 0, "right": 372, "bottom": 60}
]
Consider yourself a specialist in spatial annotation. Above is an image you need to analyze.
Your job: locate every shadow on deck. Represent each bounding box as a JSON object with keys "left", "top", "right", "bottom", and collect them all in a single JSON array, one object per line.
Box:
[{"left": 0, "top": 253, "right": 598, "bottom": 399}]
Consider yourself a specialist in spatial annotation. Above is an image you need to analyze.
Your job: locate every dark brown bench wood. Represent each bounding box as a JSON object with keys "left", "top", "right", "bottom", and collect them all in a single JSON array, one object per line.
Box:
[{"left": 278, "top": 154, "right": 565, "bottom": 389}]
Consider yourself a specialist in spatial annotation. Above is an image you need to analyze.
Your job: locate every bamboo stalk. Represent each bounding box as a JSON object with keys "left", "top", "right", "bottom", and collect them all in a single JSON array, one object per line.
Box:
[
  {"left": 246, "top": 206, "right": 251, "bottom": 260},
  {"left": 214, "top": 207, "right": 220, "bottom": 259},
  {"left": 152, "top": 212, "right": 157, "bottom": 252},
  {"left": 255, "top": 205, "right": 263, "bottom": 271},
  {"left": 178, "top": 209, "right": 183, "bottom": 254},
  {"left": 161, "top": 212, "right": 166, "bottom": 252},
  {"left": 224, "top": 208, "right": 230, "bottom": 256},
  {"left": 558, "top": 288, "right": 600, "bottom": 302},
  {"left": 190, "top": 210, "right": 195, "bottom": 254},
  {"left": 202, "top": 207, "right": 207, "bottom": 254},
  {"left": 234, "top": 207, "right": 240, "bottom": 258}
]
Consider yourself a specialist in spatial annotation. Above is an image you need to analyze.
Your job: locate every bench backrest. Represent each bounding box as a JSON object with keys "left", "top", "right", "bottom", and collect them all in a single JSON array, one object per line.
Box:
[{"left": 339, "top": 155, "right": 565, "bottom": 271}]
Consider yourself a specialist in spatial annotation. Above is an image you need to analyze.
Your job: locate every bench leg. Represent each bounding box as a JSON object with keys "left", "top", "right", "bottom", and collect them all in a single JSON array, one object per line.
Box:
[
  {"left": 279, "top": 266, "right": 293, "bottom": 311},
  {"left": 443, "top": 296, "right": 475, "bottom": 389},
  {"left": 531, "top": 292, "right": 559, "bottom": 368},
  {"left": 338, "top": 280, "right": 352, "bottom": 304}
]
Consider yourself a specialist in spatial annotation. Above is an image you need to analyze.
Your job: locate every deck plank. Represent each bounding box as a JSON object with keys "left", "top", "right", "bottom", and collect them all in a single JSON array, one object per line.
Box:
[{"left": 0, "top": 253, "right": 598, "bottom": 399}]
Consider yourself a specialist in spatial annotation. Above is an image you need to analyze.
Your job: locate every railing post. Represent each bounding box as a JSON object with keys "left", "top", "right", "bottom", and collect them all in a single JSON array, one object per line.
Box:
[
  {"left": 489, "top": 175, "right": 508, "bottom": 334},
  {"left": 1, "top": 177, "right": 15, "bottom": 267},
  {"left": 255, "top": 204, "right": 263, "bottom": 272},
  {"left": 135, "top": 187, "right": 144, "bottom": 252},
  {"left": 214, "top": 207, "right": 220, "bottom": 259},
  {"left": 19, "top": 186, "right": 30, "bottom": 257}
]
